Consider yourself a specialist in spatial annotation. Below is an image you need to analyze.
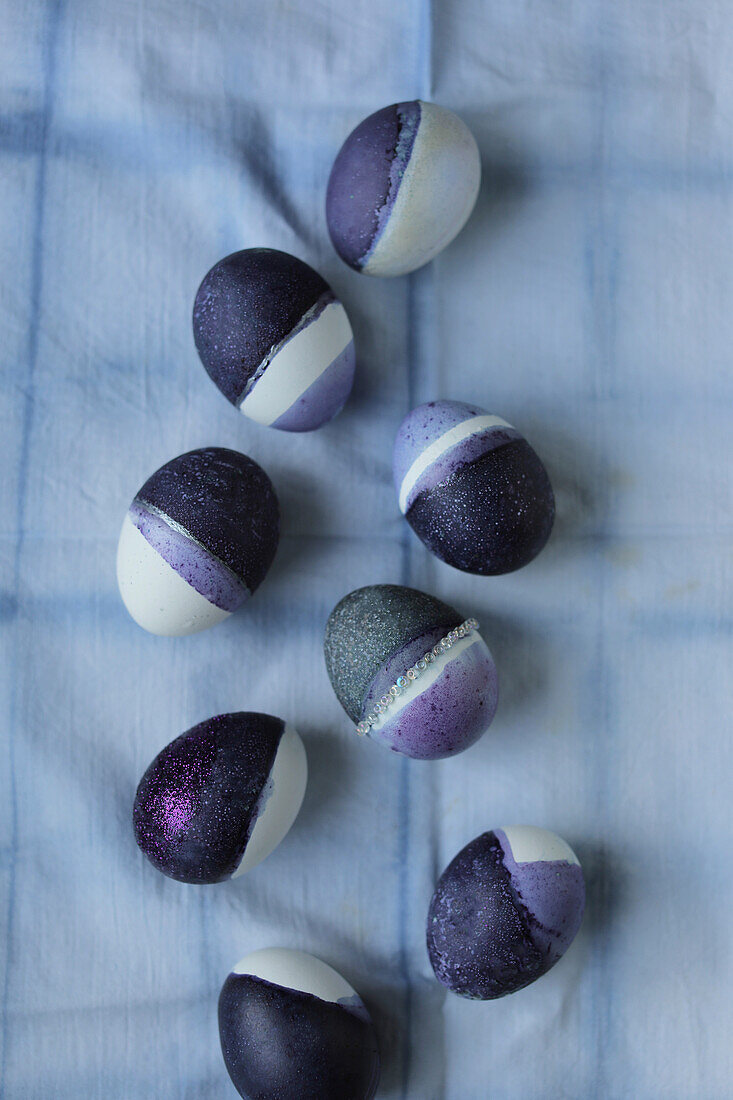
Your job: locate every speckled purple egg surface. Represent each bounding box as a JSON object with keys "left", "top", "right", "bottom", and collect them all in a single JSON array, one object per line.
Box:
[
  {"left": 219, "top": 948, "right": 380, "bottom": 1100},
  {"left": 116, "top": 447, "right": 279, "bottom": 635},
  {"left": 394, "top": 400, "right": 555, "bottom": 575},
  {"left": 133, "top": 713, "right": 307, "bottom": 884},
  {"left": 326, "top": 100, "right": 480, "bottom": 277},
  {"left": 427, "top": 826, "right": 585, "bottom": 999},
  {"left": 193, "top": 248, "right": 355, "bottom": 432},
  {"left": 323, "top": 584, "right": 498, "bottom": 760}
]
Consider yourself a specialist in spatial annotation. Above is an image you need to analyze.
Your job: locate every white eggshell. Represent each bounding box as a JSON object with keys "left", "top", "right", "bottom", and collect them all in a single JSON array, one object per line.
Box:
[
  {"left": 116, "top": 513, "right": 230, "bottom": 636},
  {"left": 232, "top": 948, "right": 359, "bottom": 1004},
  {"left": 233, "top": 725, "right": 308, "bottom": 876},
  {"left": 363, "top": 102, "right": 481, "bottom": 277},
  {"left": 500, "top": 824, "right": 581, "bottom": 866}
]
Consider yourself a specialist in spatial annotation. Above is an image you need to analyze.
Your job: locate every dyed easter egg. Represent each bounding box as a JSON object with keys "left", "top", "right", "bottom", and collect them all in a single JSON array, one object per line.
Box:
[
  {"left": 193, "top": 248, "right": 355, "bottom": 431},
  {"left": 324, "top": 584, "right": 498, "bottom": 760},
  {"left": 219, "top": 948, "right": 380, "bottom": 1100},
  {"left": 427, "top": 826, "right": 585, "bottom": 999},
  {"left": 133, "top": 713, "right": 307, "bottom": 884},
  {"left": 394, "top": 400, "right": 555, "bottom": 575},
  {"left": 116, "top": 447, "right": 279, "bottom": 636},
  {"left": 326, "top": 100, "right": 481, "bottom": 277}
]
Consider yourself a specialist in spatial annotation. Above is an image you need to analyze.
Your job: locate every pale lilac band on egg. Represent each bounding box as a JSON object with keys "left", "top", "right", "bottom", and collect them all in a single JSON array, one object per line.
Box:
[{"left": 129, "top": 500, "right": 249, "bottom": 612}]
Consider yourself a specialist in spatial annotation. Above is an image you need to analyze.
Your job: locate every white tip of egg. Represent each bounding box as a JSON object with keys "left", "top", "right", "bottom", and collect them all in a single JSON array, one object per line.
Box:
[
  {"left": 233, "top": 725, "right": 308, "bottom": 876},
  {"left": 116, "top": 514, "right": 230, "bottom": 636},
  {"left": 231, "top": 948, "right": 358, "bottom": 1004},
  {"left": 500, "top": 825, "right": 580, "bottom": 866}
]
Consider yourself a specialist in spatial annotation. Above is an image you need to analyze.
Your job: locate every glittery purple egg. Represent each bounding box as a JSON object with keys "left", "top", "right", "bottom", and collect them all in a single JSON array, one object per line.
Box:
[
  {"left": 394, "top": 400, "right": 555, "bottom": 575},
  {"left": 326, "top": 100, "right": 481, "bottom": 277},
  {"left": 193, "top": 249, "right": 355, "bottom": 431},
  {"left": 324, "top": 584, "right": 498, "bottom": 760},
  {"left": 116, "top": 447, "right": 279, "bottom": 636},
  {"left": 219, "top": 948, "right": 380, "bottom": 1100},
  {"left": 427, "top": 826, "right": 585, "bottom": 999},
  {"left": 133, "top": 713, "right": 307, "bottom": 884}
]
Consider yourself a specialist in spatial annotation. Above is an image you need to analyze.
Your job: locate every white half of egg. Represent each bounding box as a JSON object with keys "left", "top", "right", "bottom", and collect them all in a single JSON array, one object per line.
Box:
[
  {"left": 232, "top": 947, "right": 359, "bottom": 1005},
  {"left": 116, "top": 513, "right": 230, "bottom": 636},
  {"left": 239, "top": 299, "right": 353, "bottom": 426},
  {"left": 500, "top": 825, "right": 580, "bottom": 866},
  {"left": 232, "top": 724, "right": 308, "bottom": 876},
  {"left": 363, "top": 101, "right": 481, "bottom": 277}
]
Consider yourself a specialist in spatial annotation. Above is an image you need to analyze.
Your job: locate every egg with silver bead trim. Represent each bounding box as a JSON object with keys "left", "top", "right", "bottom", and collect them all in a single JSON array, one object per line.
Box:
[
  {"left": 218, "top": 948, "right": 380, "bottom": 1100},
  {"left": 133, "top": 713, "right": 307, "bottom": 884},
  {"left": 324, "top": 584, "right": 498, "bottom": 760},
  {"left": 394, "top": 399, "right": 555, "bottom": 575}
]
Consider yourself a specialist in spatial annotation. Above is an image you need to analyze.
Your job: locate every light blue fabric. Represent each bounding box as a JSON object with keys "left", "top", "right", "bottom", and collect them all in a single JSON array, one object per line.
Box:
[{"left": 2, "top": 1, "right": 732, "bottom": 1096}]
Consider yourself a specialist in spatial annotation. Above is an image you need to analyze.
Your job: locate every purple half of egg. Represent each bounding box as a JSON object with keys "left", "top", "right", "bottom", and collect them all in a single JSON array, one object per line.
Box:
[
  {"left": 394, "top": 400, "right": 555, "bottom": 575},
  {"left": 219, "top": 949, "right": 380, "bottom": 1100},
  {"left": 133, "top": 713, "right": 306, "bottom": 884},
  {"left": 193, "top": 249, "right": 355, "bottom": 432},
  {"left": 324, "top": 584, "right": 498, "bottom": 760},
  {"left": 427, "top": 826, "right": 585, "bottom": 999}
]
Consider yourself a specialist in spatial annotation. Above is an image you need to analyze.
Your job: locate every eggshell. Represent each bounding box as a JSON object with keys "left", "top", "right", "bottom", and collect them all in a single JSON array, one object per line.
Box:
[
  {"left": 193, "top": 248, "right": 355, "bottom": 431},
  {"left": 427, "top": 826, "right": 585, "bottom": 999},
  {"left": 324, "top": 584, "right": 498, "bottom": 760},
  {"left": 219, "top": 948, "right": 380, "bottom": 1100},
  {"left": 326, "top": 100, "right": 481, "bottom": 277},
  {"left": 116, "top": 447, "right": 279, "bottom": 635},
  {"left": 133, "top": 713, "right": 307, "bottom": 884},
  {"left": 394, "top": 400, "right": 555, "bottom": 575}
]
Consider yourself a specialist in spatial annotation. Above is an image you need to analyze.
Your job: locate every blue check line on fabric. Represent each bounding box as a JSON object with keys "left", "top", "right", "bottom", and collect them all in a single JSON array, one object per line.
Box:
[{"left": 1, "top": 1, "right": 65, "bottom": 1092}]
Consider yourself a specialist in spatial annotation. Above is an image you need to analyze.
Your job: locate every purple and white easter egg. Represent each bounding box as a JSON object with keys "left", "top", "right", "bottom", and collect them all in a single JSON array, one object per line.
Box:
[
  {"left": 133, "top": 713, "right": 307, "bottom": 884},
  {"left": 219, "top": 948, "right": 380, "bottom": 1100},
  {"left": 427, "top": 826, "right": 585, "bottom": 999},
  {"left": 324, "top": 584, "right": 498, "bottom": 760},
  {"left": 193, "top": 249, "right": 355, "bottom": 431},
  {"left": 326, "top": 100, "right": 481, "bottom": 277},
  {"left": 116, "top": 447, "right": 279, "bottom": 636},
  {"left": 394, "top": 400, "right": 555, "bottom": 575}
]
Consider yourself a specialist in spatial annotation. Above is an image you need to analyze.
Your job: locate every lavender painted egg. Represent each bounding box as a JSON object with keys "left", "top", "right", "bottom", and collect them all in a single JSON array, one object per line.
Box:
[
  {"left": 219, "top": 948, "right": 380, "bottom": 1100},
  {"left": 324, "top": 584, "right": 498, "bottom": 760},
  {"left": 133, "top": 713, "right": 307, "bottom": 884},
  {"left": 326, "top": 100, "right": 481, "bottom": 277},
  {"left": 394, "top": 400, "right": 555, "bottom": 575},
  {"left": 193, "top": 249, "right": 355, "bottom": 431},
  {"left": 116, "top": 447, "right": 279, "bottom": 636},
  {"left": 427, "top": 826, "right": 585, "bottom": 999}
]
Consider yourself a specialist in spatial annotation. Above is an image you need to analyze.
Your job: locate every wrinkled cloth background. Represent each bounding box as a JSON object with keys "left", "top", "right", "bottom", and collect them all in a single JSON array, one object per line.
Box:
[{"left": 2, "top": 1, "right": 732, "bottom": 1097}]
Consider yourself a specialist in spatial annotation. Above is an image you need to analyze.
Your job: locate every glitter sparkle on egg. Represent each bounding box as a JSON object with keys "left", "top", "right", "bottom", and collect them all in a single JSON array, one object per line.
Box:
[
  {"left": 326, "top": 100, "right": 481, "bottom": 277},
  {"left": 324, "top": 584, "right": 498, "bottom": 760},
  {"left": 394, "top": 399, "right": 555, "bottom": 575},
  {"left": 116, "top": 447, "right": 279, "bottom": 636},
  {"left": 219, "top": 947, "right": 380, "bottom": 1100},
  {"left": 133, "top": 713, "right": 307, "bottom": 884},
  {"left": 193, "top": 248, "right": 356, "bottom": 431},
  {"left": 427, "top": 826, "right": 585, "bottom": 999}
]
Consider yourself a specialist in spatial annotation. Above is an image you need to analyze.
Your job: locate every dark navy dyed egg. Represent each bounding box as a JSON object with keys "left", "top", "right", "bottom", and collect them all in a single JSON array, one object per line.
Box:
[
  {"left": 133, "top": 713, "right": 307, "bottom": 884},
  {"left": 427, "top": 826, "right": 585, "bottom": 999},
  {"left": 193, "top": 249, "right": 355, "bottom": 431},
  {"left": 219, "top": 948, "right": 380, "bottom": 1100},
  {"left": 116, "top": 447, "right": 279, "bottom": 635},
  {"left": 394, "top": 400, "right": 555, "bottom": 575},
  {"left": 324, "top": 584, "right": 498, "bottom": 760},
  {"left": 326, "top": 100, "right": 481, "bottom": 277}
]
